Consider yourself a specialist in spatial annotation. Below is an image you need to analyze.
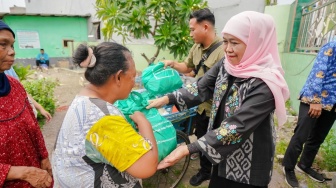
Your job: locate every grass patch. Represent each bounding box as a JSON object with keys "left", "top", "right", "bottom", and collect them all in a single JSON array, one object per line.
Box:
[
  {"left": 285, "top": 99, "right": 297, "bottom": 116},
  {"left": 276, "top": 139, "right": 289, "bottom": 156}
]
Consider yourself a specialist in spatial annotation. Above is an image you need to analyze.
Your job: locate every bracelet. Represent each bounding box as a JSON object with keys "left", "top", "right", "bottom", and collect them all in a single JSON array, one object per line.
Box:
[{"left": 143, "top": 137, "right": 153, "bottom": 150}]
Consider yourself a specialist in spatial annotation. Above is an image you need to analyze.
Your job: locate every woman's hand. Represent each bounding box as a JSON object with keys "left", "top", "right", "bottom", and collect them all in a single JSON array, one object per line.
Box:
[
  {"left": 146, "top": 96, "right": 169, "bottom": 109},
  {"left": 22, "top": 167, "right": 52, "bottom": 188},
  {"left": 157, "top": 145, "right": 189, "bottom": 169},
  {"left": 308, "top": 103, "right": 322, "bottom": 118},
  {"left": 40, "top": 109, "right": 52, "bottom": 122},
  {"left": 41, "top": 158, "right": 52, "bottom": 177},
  {"left": 129, "top": 111, "right": 150, "bottom": 128}
]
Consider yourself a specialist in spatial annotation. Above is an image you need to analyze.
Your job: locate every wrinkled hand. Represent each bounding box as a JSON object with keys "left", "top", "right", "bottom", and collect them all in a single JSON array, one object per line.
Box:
[
  {"left": 162, "top": 60, "right": 175, "bottom": 69},
  {"left": 146, "top": 96, "right": 169, "bottom": 109},
  {"left": 23, "top": 167, "right": 52, "bottom": 188},
  {"left": 308, "top": 103, "right": 322, "bottom": 118},
  {"left": 157, "top": 145, "right": 189, "bottom": 169},
  {"left": 40, "top": 109, "right": 52, "bottom": 122},
  {"left": 41, "top": 158, "right": 52, "bottom": 177},
  {"left": 129, "top": 111, "right": 149, "bottom": 128}
]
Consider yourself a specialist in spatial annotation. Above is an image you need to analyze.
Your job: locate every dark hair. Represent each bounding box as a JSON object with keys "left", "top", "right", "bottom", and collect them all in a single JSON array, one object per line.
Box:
[
  {"left": 189, "top": 8, "right": 215, "bottom": 26},
  {"left": 73, "top": 42, "right": 131, "bottom": 86},
  {"left": 40, "top": 49, "right": 44, "bottom": 51}
]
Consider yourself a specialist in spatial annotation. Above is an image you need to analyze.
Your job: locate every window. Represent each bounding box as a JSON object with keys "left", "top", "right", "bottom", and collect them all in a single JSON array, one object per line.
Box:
[
  {"left": 63, "top": 40, "right": 74, "bottom": 47},
  {"left": 93, "top": 22, "right": 101, "bottom": 40}
]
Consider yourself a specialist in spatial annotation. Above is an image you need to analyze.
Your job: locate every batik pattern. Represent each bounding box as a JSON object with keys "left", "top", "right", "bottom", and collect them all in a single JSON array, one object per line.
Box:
[{"left": 299, "top": 41, "right": 336, "bottom": 110}]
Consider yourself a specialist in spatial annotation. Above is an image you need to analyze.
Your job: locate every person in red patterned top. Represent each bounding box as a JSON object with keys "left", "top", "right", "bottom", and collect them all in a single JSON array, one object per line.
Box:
[{"left": 0, "top": 20, "right": 53, "bottom": 187}]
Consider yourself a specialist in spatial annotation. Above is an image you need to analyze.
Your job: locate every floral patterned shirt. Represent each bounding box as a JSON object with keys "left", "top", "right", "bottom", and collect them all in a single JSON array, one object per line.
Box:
[
  {"left": 299, "top": 41, "right": 336, "bottom": 110},
  {"left": 168, "top": 59, "right": 276, "bottom": 186},
  {"left": 0, "top": 76, "right": 49, "bottom": 187}
]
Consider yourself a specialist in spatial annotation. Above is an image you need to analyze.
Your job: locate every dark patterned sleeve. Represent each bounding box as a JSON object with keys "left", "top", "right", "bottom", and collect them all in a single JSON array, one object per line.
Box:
[
  {"left": 168, "top": 59, "right": 223, "bottom": 111},
  {"left": 194, "top": 81, "right": 275, "bottom": 164}
]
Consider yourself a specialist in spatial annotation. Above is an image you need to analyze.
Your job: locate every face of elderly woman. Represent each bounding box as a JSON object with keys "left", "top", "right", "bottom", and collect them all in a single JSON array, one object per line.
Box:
[
  {"left": 223, "top": 33, "right": 246, "bottom": 66},
  {"left": 0, "top": 30, "right": 15, "bottom": 72}
]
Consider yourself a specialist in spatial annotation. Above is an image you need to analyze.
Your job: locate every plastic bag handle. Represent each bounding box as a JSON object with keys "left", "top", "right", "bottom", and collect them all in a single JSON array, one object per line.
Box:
[
  {"left": 152, "top": 62, "right": 164, "bottom": 72},
  {"left": 129, "top": 91, "right": 147, "bottom": 107}
]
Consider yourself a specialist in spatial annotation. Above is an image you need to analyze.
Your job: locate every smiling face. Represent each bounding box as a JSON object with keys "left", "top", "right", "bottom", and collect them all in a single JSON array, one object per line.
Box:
[
  {"left": 223, "top": 33, "right": 246, "bottom": 66},
  {"left": 0, "top": 30, "right": 15, "bottom": 73}
]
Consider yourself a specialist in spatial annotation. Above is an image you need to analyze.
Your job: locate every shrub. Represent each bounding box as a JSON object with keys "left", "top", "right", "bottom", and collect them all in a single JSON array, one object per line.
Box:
[
  {"left": 319, "top": 129, "right": 336, "bottom": 171},
  {"left": 22, "top": 78, "right": 59, "bottom": 127},
  {"left": 12, "top": 63, "right": 33, "bottom": 81}
]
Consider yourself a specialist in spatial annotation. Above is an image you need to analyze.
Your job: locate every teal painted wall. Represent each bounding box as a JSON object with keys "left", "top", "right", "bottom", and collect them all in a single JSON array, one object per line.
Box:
[
  {"left": 265, "top": 5, "right": 292, "bottom": 53},
  {"left": 267, "top": 4, "right": 335, "bottom": 129},
  {"left": 266, "top": 4, "right": 317, "bottom": 112},
  {"left": 281, "top": 53, "right": 316, "bottom": 112},
  {"left": 3, "top": 15, "right": 177, "bottom": 71},
  {"left": 3, "top": 15, "right": 88, "bottom": 59}
]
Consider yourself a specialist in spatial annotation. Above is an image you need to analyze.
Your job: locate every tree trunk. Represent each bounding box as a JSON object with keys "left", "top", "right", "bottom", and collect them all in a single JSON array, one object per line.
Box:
[{"left": 141, "top": 47, "right": 161, "bottom": 65}]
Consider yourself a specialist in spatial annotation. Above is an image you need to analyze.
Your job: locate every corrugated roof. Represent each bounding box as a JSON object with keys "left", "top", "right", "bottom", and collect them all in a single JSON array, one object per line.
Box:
[{"left": 0, "top": 12, "right": 91, "bottom": 17}]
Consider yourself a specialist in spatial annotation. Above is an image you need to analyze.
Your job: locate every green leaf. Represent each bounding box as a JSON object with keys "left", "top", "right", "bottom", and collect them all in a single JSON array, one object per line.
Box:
[{"left": 95, "top": 0, "right": 208, "bottom": 63}]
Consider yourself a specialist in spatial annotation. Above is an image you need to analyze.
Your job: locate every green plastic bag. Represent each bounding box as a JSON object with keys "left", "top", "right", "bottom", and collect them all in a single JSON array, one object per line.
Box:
[
  {"left": 114, "top": 90, "right": 177, "bottom": 161},
  {"left": 141, "top": 62, "right": 183, "bottom": 96},
  {"left": 114, "top": 91, "right": 150, "bottom": 127},
  {"left": 142, "top": 108, "right": 177, "bottom": 161}
]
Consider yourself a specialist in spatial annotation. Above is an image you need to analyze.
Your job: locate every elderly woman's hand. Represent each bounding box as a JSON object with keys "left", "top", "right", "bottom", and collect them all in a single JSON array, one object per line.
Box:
[
  {"left": 146, "top": 96, "right": 169, "bottom": 109},
  {"left": 40, "top": 109, "right": 52, "bottom": 122},
  {"left": 41, "top": 158, "right": 52, "bottom": 177},
  {"left": 22, "top": 167, "right": 53, "bottom": 188},
  {"left": 129, "top": 111, "right": 146, "bottom": 123},
  {"left": 157, "top": 145, "right": 189, "bottom": 169},
  {"left": 129, "top": 111, "right": 151, "bottom": 129}
]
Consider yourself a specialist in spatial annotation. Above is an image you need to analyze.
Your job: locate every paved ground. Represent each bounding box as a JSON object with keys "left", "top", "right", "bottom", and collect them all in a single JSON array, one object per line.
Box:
[{"left": 39, "top": 68, "right": 333, "bottom": 188}]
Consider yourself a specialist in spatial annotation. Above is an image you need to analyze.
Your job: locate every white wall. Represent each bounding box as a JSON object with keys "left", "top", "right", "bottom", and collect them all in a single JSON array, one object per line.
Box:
[
  {"left": 208, "top": 0, "right": 265, "bottom": 34},
  {"left": 0, "top": 0, "right": 25, "bottom": 12}
]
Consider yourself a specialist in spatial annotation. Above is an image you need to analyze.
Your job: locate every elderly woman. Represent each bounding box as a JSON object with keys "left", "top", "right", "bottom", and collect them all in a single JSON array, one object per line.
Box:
[
  {"left": 0, "top": 21, "right": 53, "bottom": 187},
  {"left": 52, "top": 42, "right": 158, "bottom": 187},
  {"left": 147, "top": 11, "right": 290, "bottom": 187}
]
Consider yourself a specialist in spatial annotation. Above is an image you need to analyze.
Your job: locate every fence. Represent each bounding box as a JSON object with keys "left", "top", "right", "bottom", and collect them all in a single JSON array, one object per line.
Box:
[{"left": 296, "top": 0, "right": 336, "bottom": 52}]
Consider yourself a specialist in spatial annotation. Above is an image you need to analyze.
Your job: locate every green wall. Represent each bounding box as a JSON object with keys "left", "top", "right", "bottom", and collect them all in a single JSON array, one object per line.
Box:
[
  {"left": 3, "top": 15, "right": 88, "bottom": 59},
  {"left": 281, "top": 53, "right": 316, "bottom": 112},
  {"left": 265, "top": 4, "right": 292, "bottom": 52},
  {"left": 267, "top": 4, "right": 336, "bottom": 129},
  {"left": 126, "top": 45, "right": 176, "bottom": 71},
  {"left": 4, "top": 15, "right": 178, "bottom": 71}
]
